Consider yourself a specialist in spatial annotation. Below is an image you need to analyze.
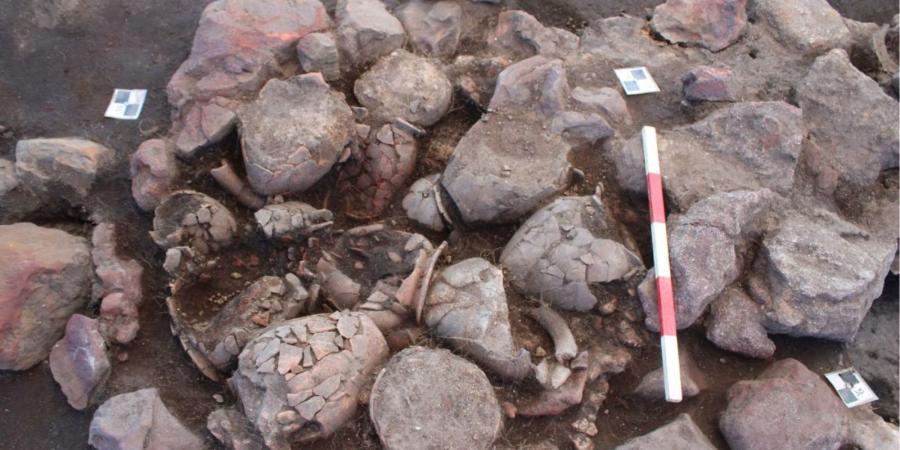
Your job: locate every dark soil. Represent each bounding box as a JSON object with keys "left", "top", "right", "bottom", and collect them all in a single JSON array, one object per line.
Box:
[{"left": 0, "top": 1, "right": 897, "bottom": 449}]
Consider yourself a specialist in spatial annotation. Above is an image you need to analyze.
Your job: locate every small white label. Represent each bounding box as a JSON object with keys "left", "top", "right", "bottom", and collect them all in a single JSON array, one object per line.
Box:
[
  {"left": 614, "top": 67, "right": 660, "bottom": 96},
  {"left": 104, "top": 89, "right": 147, "bottom": 120},
  {"left": 825, "top": 368, "right": 878, "bottom": 408}
]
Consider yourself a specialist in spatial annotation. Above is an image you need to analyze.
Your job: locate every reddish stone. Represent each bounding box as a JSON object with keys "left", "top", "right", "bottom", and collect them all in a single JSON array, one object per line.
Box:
[{"left": 0, "top": 223, "right": 92, "bottom": 370}]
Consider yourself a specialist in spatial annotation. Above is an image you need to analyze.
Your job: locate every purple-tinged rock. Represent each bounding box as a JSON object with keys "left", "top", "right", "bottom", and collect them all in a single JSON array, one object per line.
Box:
[
  {"left": 682, "top": 65, "right": 736, "bottom": 101},
  {"left": 49, "top": 314, "right": 110, "bottom": 410},
  {"left": 651, "top": 0, "right": 748, "bottom": 52}
]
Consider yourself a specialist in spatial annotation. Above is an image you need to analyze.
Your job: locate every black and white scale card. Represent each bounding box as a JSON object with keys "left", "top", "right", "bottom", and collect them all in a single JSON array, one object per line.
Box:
[
  {"left": 104, "top": 89, "right": 147, "bottom": 120},
  {"left": 825, "top": 368, "right": 878, "bottom": 408},
  {"left": 614, "top": 67, "right": 660, "bottom": 96}
]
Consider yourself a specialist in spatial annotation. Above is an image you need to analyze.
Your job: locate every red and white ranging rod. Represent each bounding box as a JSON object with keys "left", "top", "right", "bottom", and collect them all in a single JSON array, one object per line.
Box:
[{"left": 641, "top": 126, "right": 682, "bottom": 403}]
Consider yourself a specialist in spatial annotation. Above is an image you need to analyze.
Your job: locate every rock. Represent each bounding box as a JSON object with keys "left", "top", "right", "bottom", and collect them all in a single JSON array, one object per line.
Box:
[
  {"left": 441, "top": 113, "right": 571, "bottom": 224},
  {"left": 639, "top": 190, "right": 777, "bottom": 330},
  {"left": 633, "top": 356, "right": 702, "bottom": 400},
  {"left": 0, "top": 223, "right": 91, "bottom": 370},
  {"left": 706, "top": 287, "right": 776, "bottom": 359},
  {"left": 338, "top": 121, "right": 419, "bottom": 218},
  {"left": 751, "top": 0, "right": 850, "bottom": 56},
  {"left": 49, "top": 314, "right": 110, "bottom": 410},
  {"left": 749, "top": 210, "right": 895, "bottom": 342},
  {"left": 847, "top": 288, "right": 899, "bottom": 419},
  {"left": 0, "top": 159, "right": 18, "bottom": 196},
  {"left": 570, "top": 87, "right": 632, "bottom": 127},
  {"left": 651, "top": 0, "right": 748, "bottom": 52},
  {"left": 488, "top": 55, "right": 569, "bottom": 118},
  {"left": 92, "top": 223, "right": 144, "bottom": 345},
  {"left": 228, "top": 312, "right": 388, "bottom": 448},
  {"left": 354, "top": 50, "right": 452, "bottom": 127},
  {"left": 401, "top": 174, "right": 446, "bottom": 232},
  {"left": 297, "top": 32, "right": 341, "bottom": 81},
  {"left": 370, "top": 347, "right": 502, "bottom": 450},
  {"left": 847, "top": 406, "right": 900, "bottom": 450},
  {"left": 501, "top": 196, "right": 643, "bottom": 311},
  {"left": 397, "top": 1, "right": 462, "bottom": 58},
  {"left": 425, "top": 258, "right": 532, "bottom": 380},
  {"left": 14, "top": 137, "right": 113, "bottom": 206},
  {"left": 615, "top": 414, "right": 716, "bottom": 450},
  {"left": 586, "top": 344, "right": 632, "bottom": 381},
  {"left": 166, "top": 0, "right": 329, "bottom": 109},
  {"left": 612, "top": 102, "right": 802, "bottom": 211},
  {"left": 130, "top": 139, "right": 178, "bottom": 212},
  {"left": 173, "top": 98, "right": 238, "bottom": 158},
  {"left": 150, "top": 190, "right": 238, "bottom": 254},
  {"left": 208, "top": 407, "right": 266, "bottom": 450},
  {"left": 88, "top": 388, "right": 203, "bottom": 450},
  {"left": 719, "top": 359, "right": 849, "bottom": 450},
  {"left": 240, "top": 74, "right": 354, "bottom": 195},
  {"left": 254, "top": 201, "right": 333, "bottom": 241},
  {"left": 796, "top": 49, "right": 899, "bottom": 192},
  {"left": 335, "top": 0, "right": 405, "bottom": 70},
  {"left": 682, "top": 65, "right": 737, "bottom": 102},
  {"left": 487, "top": 10, "right": 579, "bottom": 61},
  {"left": 169, "top": 275, "right": 310, "bottom": 378},
  {"left": 444, "top": 55, "right": 510, "bottom": 109}
]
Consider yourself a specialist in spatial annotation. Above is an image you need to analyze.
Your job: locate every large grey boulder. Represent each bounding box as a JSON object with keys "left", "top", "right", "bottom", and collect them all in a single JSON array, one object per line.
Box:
[
  {"left": 240, "top": 74, "right": 354, "bottom": 195},
  {"left": 616, "top": 414, "right": 716, "bottom": 450},
  {"left": 651, "top": 0, "right": 748, "bottom": 52},
  {"left": 612, "top": 102, "right": 802, "bottom": 211},
  {"left": 370, "top": 347, "right": 503, "bottom": 450},
  {"left": 751, "top": 0, "right": 850, "bottom": 56},
  {"left": 88, "top": 388, "right": 203, "bottom": 450},
  {"left": 353, "top": 50, "right": 452, "bottom": 127},
  {"left": 749, "top": 210, "right": 895, "bottom": 342},
  {"left": 335, "top": 0, "right": 405, "bottom": 69},
  {"left": 441, "top": 113, "right": 571, "bottom": 224},
  {"left": 49, "top": 314, "right": 110, "bottom": 410},
  {"left": 397, "top": 0, "right": 462, "bottom": 58},
  {"left": 638, "top": 190, "right": 778, "bottom": 330},
  {"left": 15, "top": 138, "right": 114, "bottom": 206},
  {"left": 501, "top": 195, "right": 643, "bottom": 311},
  {"left": 425, "top": 258, "right": 532, "bottom": 380},
  {"left": 0, "top": 223, "right": 91, "bottom": 370},
  {"left": 796, "top": 49, "right": 899, "bottom": 192},
  {"left": 228, "top": 312, "right": 388, "bottom": 448}
]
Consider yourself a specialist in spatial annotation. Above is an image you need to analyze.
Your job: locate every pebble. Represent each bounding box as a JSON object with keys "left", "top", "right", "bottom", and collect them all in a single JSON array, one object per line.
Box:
[
  {"left": 116, "top": 352, "right": 129, "bottom": 362},
  {"left": 212, "top": 394, "right": 225, "bottom": 403},
  {"left": 502, "top": 401, "right": 517, "bottom": 419},
  {"left": 571, "top": 433, "right": 595, "bottom": 450},
  {"left": 572, "top": 418, "right": 598, "bottom": 437}
]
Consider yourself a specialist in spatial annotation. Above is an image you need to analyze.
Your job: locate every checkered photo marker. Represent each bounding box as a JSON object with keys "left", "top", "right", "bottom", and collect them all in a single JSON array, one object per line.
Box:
[
  {"left": 104, "top": 89, "right": 147, "bottom": 120},
  {"left": 614, "top": 67, "right": 660, "bottom": 96}
]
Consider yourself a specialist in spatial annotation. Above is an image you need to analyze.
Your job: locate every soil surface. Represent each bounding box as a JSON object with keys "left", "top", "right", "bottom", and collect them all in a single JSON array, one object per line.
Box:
[{"left": 0, "top": 1, "right": 897, "bottom": 449}]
